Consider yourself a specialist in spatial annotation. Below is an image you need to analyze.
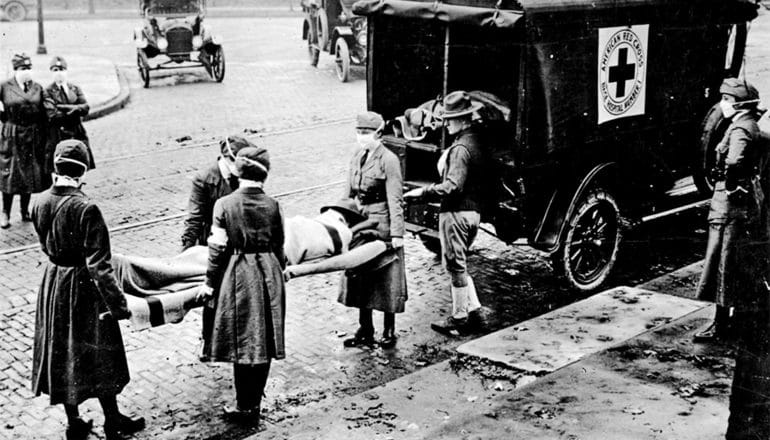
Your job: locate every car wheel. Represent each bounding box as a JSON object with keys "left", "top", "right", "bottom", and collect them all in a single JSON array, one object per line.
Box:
[
  {"left": 556, "top": 189, "right": 623, "bottom": 292},
  {"left": 694, "top": 102, "right": 728, "bottom": 197},
  {"left": 211, "top": 47, "right": 225, "bottom": 82},
  {"left": 316, "top": 8, "right": 329, "bottom": 50},
  {"left": 335, "top": 38, "right": 351, "bottom": 82},
  {"left": 419, "top": 234, "right": 441, "bottom": 256},
  {"left": 4, "top": 1, "right": 27, "bottom": 21},
  {"left": 137, "top": 52, "right": 150, "bottom": 88}
]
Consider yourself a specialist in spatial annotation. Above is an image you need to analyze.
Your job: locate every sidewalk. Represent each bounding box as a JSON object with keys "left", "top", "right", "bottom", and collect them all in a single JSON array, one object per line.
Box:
[
  {"left": 261, "top": 262, "right": 740, "bottom": 439},
  {"left": 1, "top": 53, "right": 129, "bottom": 121}
]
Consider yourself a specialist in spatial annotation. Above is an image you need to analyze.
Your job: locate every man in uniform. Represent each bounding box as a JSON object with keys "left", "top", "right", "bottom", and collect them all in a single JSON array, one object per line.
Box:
[
  {"left": 405, "top": 90, "right": 488, "bottom": 336},
  {"left": 181, "top": 134, "right": 255, "bottom": 359},
  {"left": 694, "top": 78, "right": 767, "bottom": 342}
]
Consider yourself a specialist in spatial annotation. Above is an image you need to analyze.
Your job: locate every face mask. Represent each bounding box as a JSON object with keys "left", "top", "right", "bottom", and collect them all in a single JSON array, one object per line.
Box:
[
  {"left": 356, "top": 133, "right": 377, "bottom": 149},
  {"left": 52, "top": 70, "right": 67, "bottom": 85},
  {"left": 15, "top": 70, "right": 32, "bottom": 85},
  {"left": 720, "top": 99, "right": 737, "bottom": 119}
]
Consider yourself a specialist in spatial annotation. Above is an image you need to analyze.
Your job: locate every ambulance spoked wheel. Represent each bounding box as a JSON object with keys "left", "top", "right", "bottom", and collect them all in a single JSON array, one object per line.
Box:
[
  {"left": 555, "top": 188, "right": 624, "bottom": 292},
  {"left": 694, "top": 102, "right": 729, "bottom": 197},
  {"left": 419, "top": 234, "right": 441, "bottom": 256}
]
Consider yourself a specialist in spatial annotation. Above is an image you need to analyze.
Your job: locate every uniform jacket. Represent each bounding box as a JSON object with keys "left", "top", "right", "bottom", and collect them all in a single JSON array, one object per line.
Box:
[
  {"left": 0, "top": 77, "right": 47, "bottom": 193},
  {"left": 341, "top": 142, "right": 407, "bottom": 314},
  {"left": 345, "top": 142, "right": 404, "bottom": 239},
  {"left": 424, "top": 127, "right": 487, "bottom": 213},
  {"left": 30, "top": 185, "right": 130, "bottom": 405},
  {"left": 43, "top": 82, "right": 94, "bottom": 170},
  {"left": 204, "top": 187, "right": 286, "bottom": 364},
  {"left": 181, "top": 159, "right": 238, "bottom": 249}
]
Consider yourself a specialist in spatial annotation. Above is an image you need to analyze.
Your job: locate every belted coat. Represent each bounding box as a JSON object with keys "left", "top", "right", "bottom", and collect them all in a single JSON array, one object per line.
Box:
[
  {"left": 43, "top": 82, "right": 94, "bottom": 171},
  {"left": 0, "top": 78, "right": 48, "bottom": 193}
]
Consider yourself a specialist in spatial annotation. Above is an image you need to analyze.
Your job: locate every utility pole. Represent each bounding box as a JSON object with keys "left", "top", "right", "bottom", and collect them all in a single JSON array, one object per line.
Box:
[{"left": 36, "top": 0, "right": 47, "bottom": 55}]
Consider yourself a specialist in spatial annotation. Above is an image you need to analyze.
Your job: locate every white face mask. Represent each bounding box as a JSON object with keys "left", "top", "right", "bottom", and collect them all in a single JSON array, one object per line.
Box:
[
  {"left": 15, "top": 69, "right": 32, "bottom": 85},
  {"left": 52, "top": 70, "right": 67, "bottom": 85},
  {"left": 356, "top": 133, "right": 377, "bottom": 150},
  {"left": 720, "top": 99, "right": 737, "bottom": 119}
]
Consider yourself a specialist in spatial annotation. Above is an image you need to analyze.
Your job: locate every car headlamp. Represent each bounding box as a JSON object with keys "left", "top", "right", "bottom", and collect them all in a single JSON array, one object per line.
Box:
[
  {"left": 356, "top": 32, "right": 367, "bottom": 47},
  {"left": 192, "top": 35, "right": 203, "bottom": 49},
  {"left": 135, "top": 38, "right": 148, "bottom": 49},
  {"left": 158, "top": 37, "right": 168, "bottom": 50}
]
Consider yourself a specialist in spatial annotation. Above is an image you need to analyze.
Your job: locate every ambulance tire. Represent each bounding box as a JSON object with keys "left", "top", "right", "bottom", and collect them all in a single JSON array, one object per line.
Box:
[
  {"left": 555, "top": 189, "right": 624, "bottom": 292},
  {"left": 694, "top": 103, "right": 729, "bottom": 197}
]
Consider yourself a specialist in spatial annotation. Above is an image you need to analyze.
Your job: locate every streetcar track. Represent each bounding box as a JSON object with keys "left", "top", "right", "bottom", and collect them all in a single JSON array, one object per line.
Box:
[
  {"left": 95, "top": 118, "right": 353, "bottom": 164},
  {"left": 0, "top": 179, "right": 346, "bottom": 256}
]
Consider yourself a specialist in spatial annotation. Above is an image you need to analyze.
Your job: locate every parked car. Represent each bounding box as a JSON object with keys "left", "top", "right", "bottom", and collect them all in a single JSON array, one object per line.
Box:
[
  {"left": 353, "top": 0, "right": 761, "bottom": 291},
  {"left": 2, "top": 1, "right": 29, "bottom": 21},
  {"left": 133, "top": 0, "right": 224, "bottom": 88},
  {"left": 302, "top": 0, "right": 366, "bottom": 82}
]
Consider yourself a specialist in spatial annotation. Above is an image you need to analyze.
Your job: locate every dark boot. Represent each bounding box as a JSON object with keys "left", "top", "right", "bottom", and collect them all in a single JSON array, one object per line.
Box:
[
  {"left": 694, "top": 306, "right": 730, "bottom": 343},
  {"left": 103, "top": 414, "right": 145, "bottom": 440},
  {"left": 20, "top": 193, "right": 31, "bottom": 221},
  {"left": 430, "top": 316, "right": 469, "bottom": 337},
  {"left": 344, "top": 309, "right": 375, "bottom": 347},
  {"left": 379, "top": 313, "right": 397, "bottom": 349},
  {"left": 65, "top": 418, "right": 93, "bottom": 440}
]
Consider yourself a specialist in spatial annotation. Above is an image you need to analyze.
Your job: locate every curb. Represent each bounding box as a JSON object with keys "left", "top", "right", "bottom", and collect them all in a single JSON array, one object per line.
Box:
[{"left": 84, "top": 66, "right": 130, "bottom": 122}]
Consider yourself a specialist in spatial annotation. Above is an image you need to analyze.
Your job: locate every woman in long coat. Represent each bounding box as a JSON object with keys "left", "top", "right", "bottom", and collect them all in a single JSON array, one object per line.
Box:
[
  {"left": 0, "top": 53, "right": 48, "bottom": 229},
  {"left": 339, "top": 111, "right": 407, "bottom": 349},
  {"left": 31, "top": 140, "right": 144, "bottom": 440},
  {"left": 43, "top": 55, "right": 95, "bottom": 171},
  {"left": 694, "top": 78, "right": 770, "bottom": 342},
  {"left": 198, "top": 146, "right": 285, "bottom": 423}
]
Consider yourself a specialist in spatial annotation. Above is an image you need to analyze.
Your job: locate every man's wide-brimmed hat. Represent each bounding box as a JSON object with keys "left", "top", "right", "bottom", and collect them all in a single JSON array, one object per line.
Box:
[
  {"left": 720, "top": 78, "right": 760, "bottom": 102},
  {"left": 439, "top": 91, "right": 482, "bottom": 120},
  {"left": 54, "top": 139, "right": 90, "bottom": 173},
  {"left": 356, "top": 111, "right": 385, "bottom": 131},
  {"left": 50, "top": 55, "right": 68, "bottom": 70},
  {"left": 320, "top": 199, "right": 367, "bottom": 225},
  {"left": 11, "top": 53, "right": 31, "bottom": 70},
  {"left": 234, "top": 147, "right": 270, "bottom": 181}
]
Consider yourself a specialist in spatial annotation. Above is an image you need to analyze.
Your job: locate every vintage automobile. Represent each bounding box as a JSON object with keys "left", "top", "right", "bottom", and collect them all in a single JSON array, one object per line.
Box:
[
  {"left": 1, "top": 1, "right": 29, "bottom": 21},
  {"left": 133, "top": 0, "right": 225, "bottom": 88},
  {"left": 302, "top": 0, "right": 367, "bottom": 82},
  {"left": 353, "top": 0, "right": 761, "bottom": 291}
]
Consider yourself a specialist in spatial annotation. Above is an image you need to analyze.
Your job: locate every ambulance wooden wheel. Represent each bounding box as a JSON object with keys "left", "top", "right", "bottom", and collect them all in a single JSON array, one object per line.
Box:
[
  {"left": 556, "top": 189, "right": 623, "bottom": 292},
  {"left": 137, "top": 52, "right": 151, "bottom": 89},
  {"left": 4, "top": 1, "right": 26, "bottom": 21},
  {"left": 694, "top": 102, "right": 729, "bottom": 197}
]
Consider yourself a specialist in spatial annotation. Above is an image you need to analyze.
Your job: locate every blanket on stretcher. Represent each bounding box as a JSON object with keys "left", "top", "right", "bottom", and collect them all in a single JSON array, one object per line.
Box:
[{"left": 111, "top": 246, "right": 208, "bottom": 330}]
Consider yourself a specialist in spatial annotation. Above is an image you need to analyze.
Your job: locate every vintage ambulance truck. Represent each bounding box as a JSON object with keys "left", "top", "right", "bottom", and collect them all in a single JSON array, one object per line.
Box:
[{"left": 353, "top": 0, "right": 760, "bottom": 291}]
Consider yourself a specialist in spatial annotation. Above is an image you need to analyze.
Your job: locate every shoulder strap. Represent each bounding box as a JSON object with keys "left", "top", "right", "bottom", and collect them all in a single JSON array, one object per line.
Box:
[{"left": 322, "top": 223, "right": 343, "bottom": 255}]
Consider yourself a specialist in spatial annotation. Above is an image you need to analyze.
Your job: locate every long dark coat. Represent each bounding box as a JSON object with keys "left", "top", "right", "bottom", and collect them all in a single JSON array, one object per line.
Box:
[
  {"left": 204, "top": 187, "right": 286, "bottom": 365},
  {"left": 697, "top": 111, "right": 770, "bottom": 311},
  {"left": 0, "top": 78, "right": 48, "bottom": 193},
  {"left": 181, "top": 159, "right": 237, "bottom": 250},
  {"left": 31, "top": 186, "right": 130, "bottom": 405},
  {"left": 42, "top": 82, "right": 94, "bottom": 171},
  {"left": 339, "top": 142, "right": 407, "bottom": 313}
]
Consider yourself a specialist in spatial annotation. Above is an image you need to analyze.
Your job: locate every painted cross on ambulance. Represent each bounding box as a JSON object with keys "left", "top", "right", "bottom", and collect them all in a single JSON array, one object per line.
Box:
[{"left": 597, "top": 24, "right": 649, "bottom": 124}]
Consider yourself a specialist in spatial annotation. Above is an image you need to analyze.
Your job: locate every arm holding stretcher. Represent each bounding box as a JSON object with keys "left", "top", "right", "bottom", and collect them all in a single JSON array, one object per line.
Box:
[{"left": 284, "top": 240, "right": 390, "bottom": 280}]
